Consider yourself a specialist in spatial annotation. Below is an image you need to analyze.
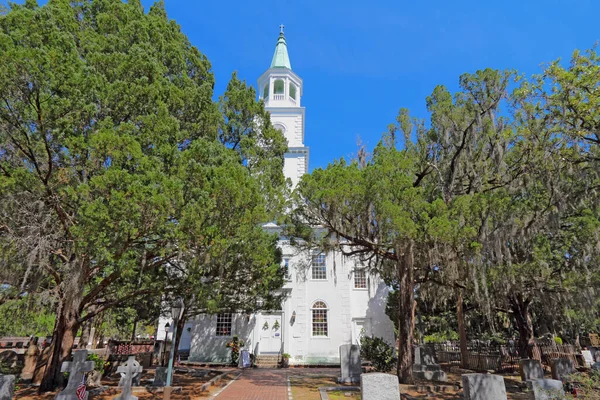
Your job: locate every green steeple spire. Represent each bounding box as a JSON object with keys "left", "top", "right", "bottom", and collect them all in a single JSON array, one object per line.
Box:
[{"left": 270, "top": 25, "right": 292, "bottom": 69}]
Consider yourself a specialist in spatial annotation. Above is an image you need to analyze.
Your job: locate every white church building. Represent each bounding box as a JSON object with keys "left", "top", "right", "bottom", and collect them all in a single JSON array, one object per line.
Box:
[{"left": 158, "top": 27, "right": 395, "bottom": 365}]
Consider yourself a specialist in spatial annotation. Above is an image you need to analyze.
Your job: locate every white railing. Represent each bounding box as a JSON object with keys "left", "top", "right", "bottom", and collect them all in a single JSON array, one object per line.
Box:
[{"left": 273, "top": 94, "right": 285, "bottom": 100}]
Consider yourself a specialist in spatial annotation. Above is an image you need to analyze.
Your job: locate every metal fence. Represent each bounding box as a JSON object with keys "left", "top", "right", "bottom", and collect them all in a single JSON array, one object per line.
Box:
[{"left": 430, "top": 341, "right": 580, "bottom": 373}]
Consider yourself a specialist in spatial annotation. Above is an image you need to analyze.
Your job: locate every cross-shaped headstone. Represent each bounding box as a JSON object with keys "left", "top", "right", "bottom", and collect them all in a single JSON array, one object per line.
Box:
[
  {"left": 56, "top": 350, "right": 94, "bottom": 400},
  {"left": 279, "top": 24, "right": 285, "bottom": 34},
  {"left": 115, "top": 356, "right": 143, "bottom": 400}
]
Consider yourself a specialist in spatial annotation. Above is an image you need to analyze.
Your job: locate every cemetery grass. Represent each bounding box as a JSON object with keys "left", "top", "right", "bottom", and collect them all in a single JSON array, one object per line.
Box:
[{"left": 289, "top": 374, "right": 344, "bottom": 400}]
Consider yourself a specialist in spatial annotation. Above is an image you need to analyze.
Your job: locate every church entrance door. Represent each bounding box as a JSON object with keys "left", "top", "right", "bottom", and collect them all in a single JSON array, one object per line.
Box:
[{"left": 259, "top": 313, "right": 283, "bottom": 354}]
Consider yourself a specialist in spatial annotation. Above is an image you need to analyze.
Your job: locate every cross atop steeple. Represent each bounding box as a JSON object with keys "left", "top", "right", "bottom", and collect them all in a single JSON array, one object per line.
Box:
[{"left": 270, "top": 25, "right": 291, "bottom": 69}]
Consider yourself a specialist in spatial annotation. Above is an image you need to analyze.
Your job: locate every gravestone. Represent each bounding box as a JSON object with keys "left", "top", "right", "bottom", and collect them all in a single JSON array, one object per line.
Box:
[
  {"left": 462, "top": 373, "right": 507, "bottom": 400},
  {"left": 21, "top": 339, "right": 39, "bottom": 381},
  {"left": 360, "top": 373, "right": 400, "bottom": 400},
  {"left": 550, "top": 359, "right": 574, "bottom": 381},
  {"left": 152, "top": 367, "right": 167, "bottom": 387},
  {"left": 413, "top": 345, "right": 447, "bottom": 382},
  {"left": 592, "top": 362, "right": 600, "bottom": 370},
  {"left": 56, "top": 350, "right": 94, "bottom": 400},
  {"left": 581, "top": 350, "right": 594, "bottom": 367},
  {"left": 32, "top": 346, "right": 51, "bottom": 385},
  {"left": 86, "top": 328, "right": 96, "bottom": 350},
  {"left": 115, "top": 355, "right": 143, "bottom": 400},
  {"left": 414, "top": 345, "right": 436, "bottom": 365},
  {"left": 528, "top": 379, "right": 565, "bottom": 400},
  {"left": 338, "top": 344, "right": 361, "bottom": 384},
  {"left": 0, "top": 374, "right": 15, "bottom": 400},
  {"left": 520, "top": 359, "right": 544, "bottom": 381}
]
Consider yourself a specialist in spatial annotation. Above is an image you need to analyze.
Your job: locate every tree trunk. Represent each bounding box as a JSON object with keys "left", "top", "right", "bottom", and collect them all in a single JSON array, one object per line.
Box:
[
  {"left": 39, "top": 262, "right": 85, "bottom": 392},
  {"left": 39, "top": 299, "right": 81, "bottom": 392},
  {"left": 173, "top": 314, "right": 187, "bottom": 364},
  {"left": 456, "top": 290, "right": 469, "bottom": 368},
  {"left": 131, "top": 319, "right": 138, "bottom": 342},
  {"left": 395, "top": 242, "right": 415, "bottom": 384},
  {"left": 509, "top": 293, "right": 534, "bottom": 358}
]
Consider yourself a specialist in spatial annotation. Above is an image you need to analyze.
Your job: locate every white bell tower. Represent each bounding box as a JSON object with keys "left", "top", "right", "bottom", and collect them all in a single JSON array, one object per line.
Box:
[{"left": 258, "top": 25, "right": 309, "bottom": 188}]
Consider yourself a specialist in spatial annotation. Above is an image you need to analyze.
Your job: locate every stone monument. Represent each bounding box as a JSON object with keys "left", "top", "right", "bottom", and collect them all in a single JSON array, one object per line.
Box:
[
  {"left": 550, "top": 359, "right": 574, "bottom": 381},
  {"left": 32, "top": 346, "right": 52, "bottom": 385},
  {"left": 360, "top": 373, "right": 400, "bottom": 400},
  {"left": 581, "top": 350, "right": 594, "bottom": 367},
  {"left": 528, "top": 379, "right": 565, "bottom": 400},
  {"left": 462, "top": 373, "right": 507, "bottom": 400},
  {"left": 21, "top": 338, "right": 39, "bottom": 381},
  {"left": 115, "top": 355, "right": 143, "bottom": 400},
  {"left": 56, "top": 350, "right": 94, "bottom": 400},
  {"left": 338, "top": 344, "right": 361, "bottom": 384},
  {"left": 152, "top": 367, "right": 167, "bottom": 387},
  {"left": 520, "top": 359, "right": 544, "bottom": 381},
  {"left": 413, "top": 345, "right": 447, "bottom": 382},
  {"left": 0, "top": 374, "right": 15, "bottom": 400}
]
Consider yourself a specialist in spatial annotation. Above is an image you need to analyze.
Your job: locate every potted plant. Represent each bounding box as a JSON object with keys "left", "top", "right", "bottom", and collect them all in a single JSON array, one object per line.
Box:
[
  {"left": 226, "top": 335, "right": 244, "bottom": 367},
  {"left": 280, "top": 353, "right": 290, "bottom": 368}
]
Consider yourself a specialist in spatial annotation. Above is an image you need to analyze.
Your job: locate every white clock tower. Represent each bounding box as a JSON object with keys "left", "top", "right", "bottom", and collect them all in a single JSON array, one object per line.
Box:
[{"left": 258, "top": 25, "right": 309, "bottom": 188}]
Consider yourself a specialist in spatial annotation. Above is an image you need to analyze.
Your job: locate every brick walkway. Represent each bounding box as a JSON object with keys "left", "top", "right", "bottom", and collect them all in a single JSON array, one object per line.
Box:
[{"left": 215, "top": 368, "right": 290, "bottom": 400}]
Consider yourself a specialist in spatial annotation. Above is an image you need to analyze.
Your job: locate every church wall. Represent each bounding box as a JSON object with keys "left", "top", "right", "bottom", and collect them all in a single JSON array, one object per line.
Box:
[{"left": 188, "top": 313, "right": 256, "bottom": 363}]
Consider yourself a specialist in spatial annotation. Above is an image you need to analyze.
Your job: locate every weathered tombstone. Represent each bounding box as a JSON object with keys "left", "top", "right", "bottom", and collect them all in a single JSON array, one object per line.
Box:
[
  {"left": 56, "top": 350, "right": 94, "bottom": 400},
  {"left": 550, "top": 359, "right": 574, "bottom": 381},
  {"left": 86, "top": 328, "right": 96, "bottom": 350},
  {"left": 413, "top": 345, "right": 447, "bottom": 382},
  {"left": 360, "top": 373, "right": 400, "bottom": 400},
  {"left": 338, "top": 344, "right": 361, "bottom": 383},
  {"left": 32, "top": 346, "right": 51, "bottom": 385},
  {"left": 414, "top": 345, "right": 436, "bottom": 365},
  {"left": 0, "top": 351, "right": 22, "bottom": 376},
  {"left": 520, "top": 359, "right": 544, "bottom": 381},
  {"left": 528, "top": 379, "right": 565, "bottom": 400},
  {"left": 581, "top": 350, "right": 594, "bottom": 367},
  {"left": 592, "top": 362, "right": 600, "bottom": 370},
  {"left": 115, "top": 355, "right": 143, "bottom": 400},
  {"left": 0, "top": 374, "right": 15, "bottom": 400},
  {"left": 462, "top": 373, "right": 507, "bottom": 400},
  {"left": 20, "top": 339, "right": 39, "bottom": 381},
  {"left": 152, "top": 367, "right": 167, "bottom": 387}
]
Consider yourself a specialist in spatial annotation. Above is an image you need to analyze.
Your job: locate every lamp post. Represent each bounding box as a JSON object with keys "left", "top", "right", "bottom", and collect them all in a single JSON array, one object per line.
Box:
[{"left": 164, "top": 298, "right": 183, "bottom": 400}]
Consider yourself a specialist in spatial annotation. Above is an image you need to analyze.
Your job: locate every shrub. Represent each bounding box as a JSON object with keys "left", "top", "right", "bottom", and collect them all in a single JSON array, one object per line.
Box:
[
  {"left": 87, "top": 353, "right": 108, "bottom": 372},
  {"left": 553, "top": 336, "right": 563, "bottom": 345},
  {"left": 359, "top": 335, "right": 396, "bottom": 373}
]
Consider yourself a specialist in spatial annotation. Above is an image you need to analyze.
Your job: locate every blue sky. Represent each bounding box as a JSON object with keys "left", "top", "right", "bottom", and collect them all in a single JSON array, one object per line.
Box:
[{"left": 5, "top": 0, "right": 600, "bottom": 170}]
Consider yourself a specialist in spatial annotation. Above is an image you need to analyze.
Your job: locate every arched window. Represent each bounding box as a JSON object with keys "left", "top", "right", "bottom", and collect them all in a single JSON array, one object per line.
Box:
[
  {"left": 289, "top": 83, "right": 297, "bottom": 99},
  {"left": 263, "top": 84, "right": 270, "bottom": 99},
  {"left": 311, "top": 301, "right": 328, "bottom": 336},
  {"left": 274, "top": 79, "right": 284, "bottom": 94}
]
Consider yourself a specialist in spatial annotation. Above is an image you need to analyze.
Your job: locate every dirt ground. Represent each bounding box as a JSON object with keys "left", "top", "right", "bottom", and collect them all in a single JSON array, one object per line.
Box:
[
  {"left": 288, "top": 369, "right": 535, "bottom": 400},
  {"left": 15, "top": 366, "right": 235, "bottom": 400}
]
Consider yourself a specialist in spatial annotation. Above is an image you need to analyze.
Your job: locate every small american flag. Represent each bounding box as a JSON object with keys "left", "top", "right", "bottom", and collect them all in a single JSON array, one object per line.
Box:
[{"left": 75, "top": 374, "right": 87, "bottom": 400}]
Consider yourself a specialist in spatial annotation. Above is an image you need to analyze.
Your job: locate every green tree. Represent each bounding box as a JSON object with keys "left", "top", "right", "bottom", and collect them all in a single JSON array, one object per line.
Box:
[{"left": 0, "top": 0, "right": 285, "bottom": 390}]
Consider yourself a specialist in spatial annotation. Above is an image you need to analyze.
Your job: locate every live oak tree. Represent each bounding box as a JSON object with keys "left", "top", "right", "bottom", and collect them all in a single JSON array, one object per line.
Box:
[
  {"left": 0, "top": 0, "right": 285, "bottom": 391},
  {"left": 292, "top": 62, "right": 600, "bottom": 381}
]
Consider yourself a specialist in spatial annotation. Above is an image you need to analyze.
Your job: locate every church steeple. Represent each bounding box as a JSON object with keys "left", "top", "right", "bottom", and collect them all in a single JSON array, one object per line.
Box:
[
  {"left": 270, "top": 25, "right": 292, "bottom": 70},
  {"left": 257, "top": 26, "right": 308, "bottom": 188}
]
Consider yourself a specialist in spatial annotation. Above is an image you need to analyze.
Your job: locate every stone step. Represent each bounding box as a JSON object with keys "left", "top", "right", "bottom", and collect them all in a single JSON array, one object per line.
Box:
[{"left": 255, "top": 355, "right": 280, "bottom": 368}]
